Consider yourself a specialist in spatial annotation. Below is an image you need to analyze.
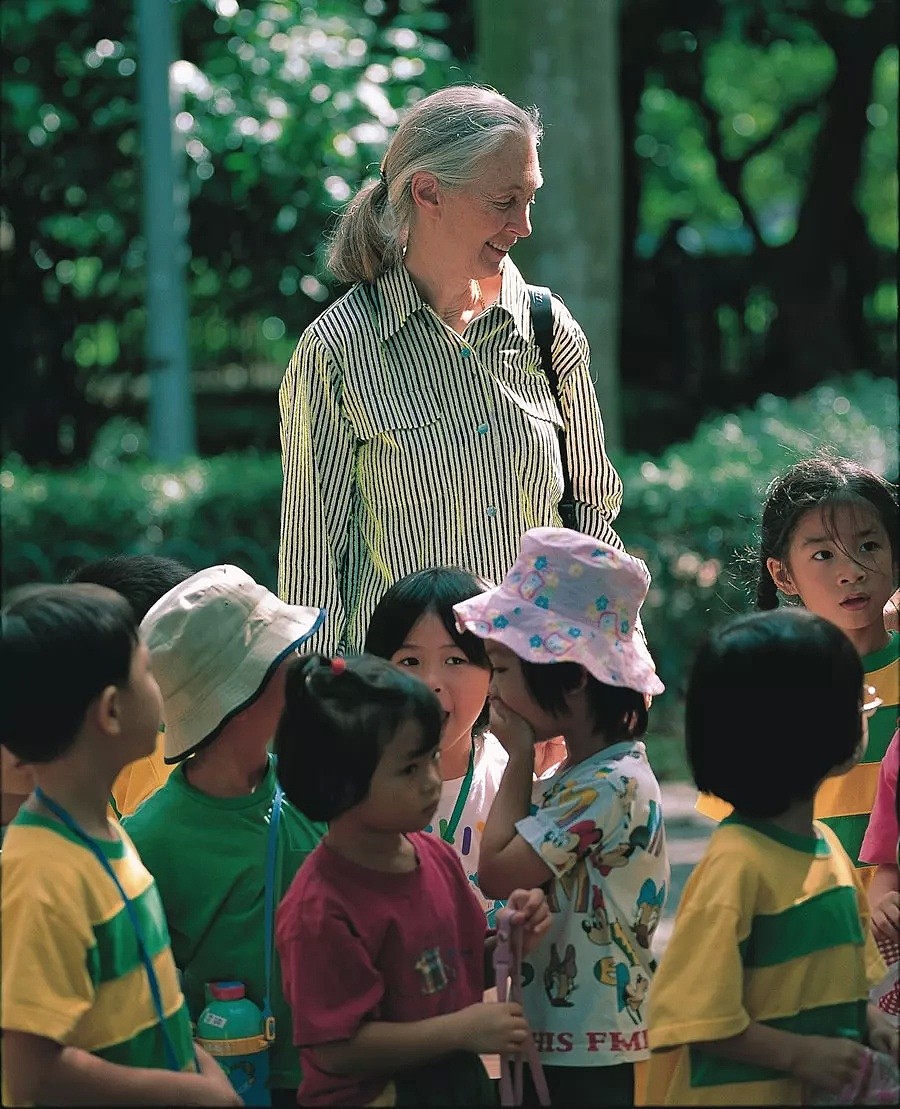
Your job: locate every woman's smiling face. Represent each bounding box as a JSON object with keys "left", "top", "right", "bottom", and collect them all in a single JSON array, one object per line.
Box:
[{"left": 436, "top": 134, "right": 542, "bottom": 279}]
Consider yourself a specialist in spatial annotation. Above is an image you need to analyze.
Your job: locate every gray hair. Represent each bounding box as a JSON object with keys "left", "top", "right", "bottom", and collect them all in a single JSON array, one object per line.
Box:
[{"left": 326, "top": 84, "right": 542, "bottom": 285}]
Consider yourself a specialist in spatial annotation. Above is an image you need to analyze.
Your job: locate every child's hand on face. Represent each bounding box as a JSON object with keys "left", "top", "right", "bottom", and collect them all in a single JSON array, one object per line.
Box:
[
  {"left": 505, "top": 887, "right": 551, "bottom": 954},
  {"left": 489, "top": 697, "right": 535, "bottom": 758},
  {"left": 870, "top": 889, "right": 900, "bottom": 944}
]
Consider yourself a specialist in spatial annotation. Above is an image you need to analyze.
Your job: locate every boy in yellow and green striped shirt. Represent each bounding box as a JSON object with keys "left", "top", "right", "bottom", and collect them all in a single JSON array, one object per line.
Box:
[
  {"left": 643, "top": 609, "right": 897, "bottom": 1106},
  {"left": 1, "top": 584, "right": 238, "bottom": 1107},
  {"left": 696, "top": 632, "right": 898, "bottom": 885}
]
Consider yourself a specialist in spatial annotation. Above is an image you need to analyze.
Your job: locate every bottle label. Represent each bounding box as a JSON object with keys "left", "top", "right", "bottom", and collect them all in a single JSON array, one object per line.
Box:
[{"left": 196, "top": 1034, "right": 271, "bottom": 1057}]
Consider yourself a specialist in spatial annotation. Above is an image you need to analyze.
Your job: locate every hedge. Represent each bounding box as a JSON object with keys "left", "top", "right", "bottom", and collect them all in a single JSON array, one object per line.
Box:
[{"left": 3, "top": 371, "right": 896, "bottom": 704}]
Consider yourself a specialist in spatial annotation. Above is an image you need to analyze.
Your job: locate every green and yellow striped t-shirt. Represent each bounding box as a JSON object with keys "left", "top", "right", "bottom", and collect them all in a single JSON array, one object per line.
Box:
[
  {"left": 1, "top": 811, "right": 194, "bottom": 1105},
  {"left": 643, "top": 817, "right": 886, "bottom": 1106}
]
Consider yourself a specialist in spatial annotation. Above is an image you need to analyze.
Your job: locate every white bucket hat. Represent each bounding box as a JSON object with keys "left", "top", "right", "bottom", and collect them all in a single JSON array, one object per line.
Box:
[
  {"left": 141, "top": 565, "right": 325, "bottom": 762},
  {"left": 453, "top": 528, "right": 664, "bottom": 696}
]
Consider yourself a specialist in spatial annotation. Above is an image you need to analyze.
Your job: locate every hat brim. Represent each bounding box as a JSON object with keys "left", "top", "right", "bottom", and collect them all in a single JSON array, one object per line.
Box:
[
  {"left": 454, "top": 589, "right": 664, "bottom": 697},
  {"left": 163, "top": 603, "right": 325, "bottom": 762}
]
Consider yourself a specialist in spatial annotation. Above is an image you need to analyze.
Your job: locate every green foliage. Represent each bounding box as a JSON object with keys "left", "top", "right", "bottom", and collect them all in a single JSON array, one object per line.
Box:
[
  {"left": 2, "top": 0, "right": 456, "bottom": 461},
  {"left": 858, "top": 45, "right": 899, "bottom": 250},
  {"left": 635, "top": 28, "right": 896, "bottom": 252}
]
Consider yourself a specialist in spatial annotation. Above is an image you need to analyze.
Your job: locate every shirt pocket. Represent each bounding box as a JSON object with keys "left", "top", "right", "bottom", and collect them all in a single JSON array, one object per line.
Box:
[
  {"left": 493, "top": 345, "right": 563, "bottom": 429},
  {"left": 342, "top": 361, "right": 445, "bottom": 442}
]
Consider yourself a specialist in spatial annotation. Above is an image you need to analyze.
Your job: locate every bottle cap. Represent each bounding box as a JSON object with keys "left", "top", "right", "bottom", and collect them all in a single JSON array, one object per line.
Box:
[{"left": 209, "top": 981, "right": 246, "bottom": 1001}]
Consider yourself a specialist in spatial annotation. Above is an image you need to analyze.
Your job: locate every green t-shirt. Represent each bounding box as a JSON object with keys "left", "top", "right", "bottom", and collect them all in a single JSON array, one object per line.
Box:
[{"left": 123, "top": 754, "right": 325, "bottom": 1090}]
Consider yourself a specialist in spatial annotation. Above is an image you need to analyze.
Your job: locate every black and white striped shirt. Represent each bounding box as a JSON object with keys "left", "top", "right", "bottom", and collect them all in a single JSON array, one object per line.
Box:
[{"left": 278, "top": 259, "right": 625, "bottom": 654}]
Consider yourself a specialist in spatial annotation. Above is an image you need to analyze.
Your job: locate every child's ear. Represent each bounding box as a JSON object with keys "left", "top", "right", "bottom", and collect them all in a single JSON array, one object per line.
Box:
[
  {"left": 766, "top": 557, "right": 799, "bottom": 596},
  {"left": 87, "top": 685, "right": 121, "bottom": 737}
]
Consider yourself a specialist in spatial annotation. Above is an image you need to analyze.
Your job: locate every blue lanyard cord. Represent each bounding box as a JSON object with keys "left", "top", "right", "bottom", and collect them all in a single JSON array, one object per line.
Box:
[
  {"left": 262, "top": 782, "right": 283, "bottom": 1038},
  {"left": 33, "top": 788, "right": 183, "bottom": 1073}
]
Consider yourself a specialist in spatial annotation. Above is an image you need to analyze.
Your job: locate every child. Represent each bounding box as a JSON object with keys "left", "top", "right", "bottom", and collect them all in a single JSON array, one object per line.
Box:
[
  {"left": 0, "top": 583, "right": 239, "bottom": 1107},
  {"left": 696, "top": 453, "right": 899, "bottom": 888},
  {"left": 860, "top": 728, "right": 899, "bottom": 1018},
  {"left": 365, "top": 566, "right": 565, "bottom": 921},
  {"left": 68, "top": 553, "right": 195, "bottom": 817},
  {"left": 122, "top": 564, "right": 327, "bottom": 1106},
  {"left": 273, "top": 652, "right": 551, "bottom": 1106},
  {"left": 454, "top": 526, "right": 669, "bottom": 1108},
  {"left": 643, "top": 607, "right": 897, "bottom": 1105}
]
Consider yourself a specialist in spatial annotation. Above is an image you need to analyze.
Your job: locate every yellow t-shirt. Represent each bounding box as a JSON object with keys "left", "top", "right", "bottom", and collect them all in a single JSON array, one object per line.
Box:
[
  {"left": 1, "top": 811, "right": 195, "bottom": 1105},
  {"left": 641, "top": 817, "right": 885, "bottom": 1106},
  {"left": 109, "top": 730, "right": 172, "bottom": 819}
]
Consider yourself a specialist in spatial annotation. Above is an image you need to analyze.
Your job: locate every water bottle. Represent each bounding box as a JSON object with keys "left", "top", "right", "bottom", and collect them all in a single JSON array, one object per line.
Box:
[{"left": 195, "top": 980, "right": 273, "bottom": 1107}]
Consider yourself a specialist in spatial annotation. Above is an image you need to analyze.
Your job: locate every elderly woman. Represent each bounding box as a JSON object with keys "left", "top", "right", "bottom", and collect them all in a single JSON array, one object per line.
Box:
[{"left": 278, "top": 84, "right": 627, "bottom": 655}]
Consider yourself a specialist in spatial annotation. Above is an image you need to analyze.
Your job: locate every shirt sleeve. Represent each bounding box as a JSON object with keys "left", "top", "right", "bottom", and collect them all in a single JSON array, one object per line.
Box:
[
  {"left": 859, "top": 730, "right": 899, "bottom": 866},
  {"left": 515, "top": 771, "right": 628, "bottom": 879},
  {"left": 278, "top": 904, "right": 386, "bottom": 1048},
  {"left": 647, "top": 847, "right": 755, "bottom": 1050},
  {"left": 551, "top": 298, "right": 624, "bottom": 551},
  {"left": 1, "top": 855, "right": 96, "bottom": 1043},
  {"left": 277, "top": 329, "right": 357, "bottom": 655}
]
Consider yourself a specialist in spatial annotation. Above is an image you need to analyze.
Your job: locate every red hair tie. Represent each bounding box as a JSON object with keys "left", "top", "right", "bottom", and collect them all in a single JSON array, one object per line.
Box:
[{"left": 330, "top": 656, "right": 346, "bottom": 675}]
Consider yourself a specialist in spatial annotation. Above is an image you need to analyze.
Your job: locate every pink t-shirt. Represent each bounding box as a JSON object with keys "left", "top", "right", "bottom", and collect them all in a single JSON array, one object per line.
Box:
[
  {"left": 859, "top": 729, "right": 899, "bottom": 866},
  {"left": 275, "top": 831, "right": 487, "bottom": 1106}
]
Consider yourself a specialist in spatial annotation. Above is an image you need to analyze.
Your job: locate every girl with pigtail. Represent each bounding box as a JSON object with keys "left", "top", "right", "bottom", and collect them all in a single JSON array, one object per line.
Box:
[
  {"left": 696, "top": 452, "right": 898, "bottom": 894},
  {"left": 273, "top": 652, "right": 550, "bottom": 1107}
]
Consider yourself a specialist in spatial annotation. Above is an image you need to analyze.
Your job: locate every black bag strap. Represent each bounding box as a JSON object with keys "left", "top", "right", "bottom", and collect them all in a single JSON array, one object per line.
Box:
[{"left": 528, "top": 285, "right": 576, "bottom": 530}]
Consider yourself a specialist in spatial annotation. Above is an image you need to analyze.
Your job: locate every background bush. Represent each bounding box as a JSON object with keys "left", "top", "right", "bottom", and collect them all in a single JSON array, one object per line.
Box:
[{"left": 4, "top": 370, "right": 895, "bottom": 775}]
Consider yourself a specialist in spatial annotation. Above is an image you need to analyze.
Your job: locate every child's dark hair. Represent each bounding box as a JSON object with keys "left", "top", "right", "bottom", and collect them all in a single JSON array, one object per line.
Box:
[
  {"left": 755, "top": 453, "right": 898, "bottom": 610},
  {"left": 274, "top": 653, "right": 444, "bottom": 822},
  {"left": 519, "top": 661, "right": 648, "bottom": 742},
  {"left": 686, "top": 608, "right": 864, "bottom": 818},
  {"left": 68, "top": 554, "right": 194, "bottom": 621},
  {"left": 365, "top": 566, "right": 492, "bottom": 732},
  {"left": 1, "top": 583, "right": 138, "bottom": 763}
]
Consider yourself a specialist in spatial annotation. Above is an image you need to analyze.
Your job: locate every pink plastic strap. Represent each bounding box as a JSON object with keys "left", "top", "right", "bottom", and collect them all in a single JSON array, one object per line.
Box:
[{"left": 493, "top": 907, "right": 551, "bottom": 1107}]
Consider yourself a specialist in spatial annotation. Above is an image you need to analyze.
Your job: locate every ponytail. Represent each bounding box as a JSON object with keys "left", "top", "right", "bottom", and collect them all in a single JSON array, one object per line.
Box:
[
  {"left": 755, "top": 561, "right": 780, "bottom": 610},
  {"left": 326, "top": 179, "right": 403, "bottom": 285}
]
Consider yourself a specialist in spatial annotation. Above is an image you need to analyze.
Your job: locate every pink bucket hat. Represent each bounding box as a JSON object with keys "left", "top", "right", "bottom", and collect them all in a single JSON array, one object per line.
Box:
[{"left": 453, "top": 527, "right": 664, "bottom": 696}]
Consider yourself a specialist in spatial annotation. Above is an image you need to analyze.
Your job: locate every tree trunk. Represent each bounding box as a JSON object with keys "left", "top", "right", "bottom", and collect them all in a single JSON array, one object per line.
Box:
[
  {"left": 474, "top": 0, "right": 624, "bottom": 455},
  {"left": 760, "top": 7, "right": 887, "bottom": 393}
]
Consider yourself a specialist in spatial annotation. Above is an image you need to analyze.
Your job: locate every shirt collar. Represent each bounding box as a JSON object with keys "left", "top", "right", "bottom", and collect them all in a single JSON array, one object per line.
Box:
[
  {"left": 372, "top": 264, "right": 427, "bottom": 341},
  {"left": 495, "top": 257, "right": 533, "bottom": 342},
  {"left": 372, "top": 257, "right": 534, "bottom": 343}
]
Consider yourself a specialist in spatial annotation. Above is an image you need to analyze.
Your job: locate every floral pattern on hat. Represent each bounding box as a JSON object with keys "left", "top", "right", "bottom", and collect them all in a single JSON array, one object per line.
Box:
[{"left": 453, "top": 527, "right": 664, "bottom": 696}]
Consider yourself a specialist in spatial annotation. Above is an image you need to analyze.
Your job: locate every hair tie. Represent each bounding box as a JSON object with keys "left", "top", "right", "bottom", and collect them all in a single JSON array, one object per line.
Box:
[{"left": 330, "top": 656, "right": 346, "bottom": 675}]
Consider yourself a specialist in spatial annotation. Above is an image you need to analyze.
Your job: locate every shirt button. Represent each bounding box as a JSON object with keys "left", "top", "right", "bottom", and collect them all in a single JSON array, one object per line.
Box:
[
  {"left": 460, "top": 346, "right": 471, "bottom": 358},
  {"left": 486, "top": 506, "right": 497, "bottom": 518},
  {"left": 477, "top": 423, "right": 489, "bottom": 435}
]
